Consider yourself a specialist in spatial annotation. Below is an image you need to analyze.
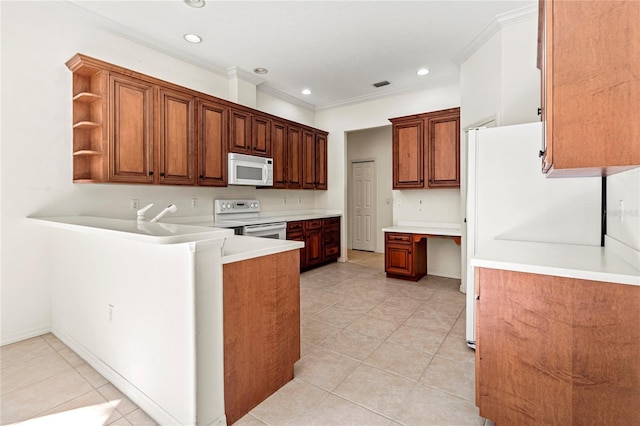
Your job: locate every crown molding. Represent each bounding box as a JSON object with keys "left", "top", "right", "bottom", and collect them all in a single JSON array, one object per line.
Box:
[
  {"left": 451, "top": 3, "right": 538, "bottom": 67},
  {"left": 227, "top": 66, "right": 267, "bottom": 86},
  {"left": 257, "top": 85, "right": 316, "bottom": 111}
]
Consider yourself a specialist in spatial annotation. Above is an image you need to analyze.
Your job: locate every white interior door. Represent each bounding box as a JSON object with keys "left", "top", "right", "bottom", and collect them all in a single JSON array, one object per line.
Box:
[{"left": 351, "top": 161, "right": 376, "bottom": 251}]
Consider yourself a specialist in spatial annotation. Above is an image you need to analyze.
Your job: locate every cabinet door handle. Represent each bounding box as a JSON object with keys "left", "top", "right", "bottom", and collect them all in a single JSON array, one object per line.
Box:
[
  {"left": 408, "top": 250, "right": 412, "bottom": 255},
  {"left": 538, "top": 107, "right": 542, "bottom": 116},
  {"left": 199, "top": 175, "right": 204, "bottom": 179},
  {"left": 160, "top": 172, "right": 165, "bottom": 177},
  {"left": 538, "top": 150, "right": 546, "bottom": 158},
  {"left": 149, "top": 171, "right": 154, "bottom": 176}
]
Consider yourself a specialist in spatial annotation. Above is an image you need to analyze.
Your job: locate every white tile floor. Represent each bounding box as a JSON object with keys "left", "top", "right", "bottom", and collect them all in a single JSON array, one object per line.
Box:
[{"left": 1, "top": 250, "right": 490, "bottom": 426}]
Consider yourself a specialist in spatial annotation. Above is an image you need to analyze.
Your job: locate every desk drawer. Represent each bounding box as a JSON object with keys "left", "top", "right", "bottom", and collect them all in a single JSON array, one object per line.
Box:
[{"left": 385, "top": 232, "right": 411, "bottom": 244}]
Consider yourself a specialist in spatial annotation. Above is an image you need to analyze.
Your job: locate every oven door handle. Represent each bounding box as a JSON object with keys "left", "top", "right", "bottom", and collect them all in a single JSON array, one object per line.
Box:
[{"left": 243, "top": 223, "right": 286, "bottom": 234}]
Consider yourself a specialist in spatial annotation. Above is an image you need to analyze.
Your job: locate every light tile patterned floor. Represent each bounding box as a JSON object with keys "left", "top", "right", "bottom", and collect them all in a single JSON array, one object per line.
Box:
[{"left": 1, "top": 250, "right": 489, "bottom": 426}]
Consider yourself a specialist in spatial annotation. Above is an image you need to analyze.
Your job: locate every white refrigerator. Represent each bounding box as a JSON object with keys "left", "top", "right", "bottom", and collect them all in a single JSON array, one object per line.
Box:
[{"left": 465, "top": 122, "right": 602, "bottom": 347}]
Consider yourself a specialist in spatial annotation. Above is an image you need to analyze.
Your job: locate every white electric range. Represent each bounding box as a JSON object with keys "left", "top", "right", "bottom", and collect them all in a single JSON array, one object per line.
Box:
[{"left": 214, "top": 199, "right": 286, "bottom": 239}]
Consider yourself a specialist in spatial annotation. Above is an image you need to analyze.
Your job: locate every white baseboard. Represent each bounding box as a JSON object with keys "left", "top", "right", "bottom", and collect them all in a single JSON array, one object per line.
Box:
[
  {"left": 51, "top": 327, "right": 186, "bottom": 425},
  {"left": 1, "top": 326, "right": 51, "bottom": 346}
]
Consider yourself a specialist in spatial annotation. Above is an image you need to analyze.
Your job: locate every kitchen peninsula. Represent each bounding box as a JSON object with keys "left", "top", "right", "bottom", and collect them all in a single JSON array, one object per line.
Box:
[{"left": 30, "top": 216, "right": 303, "bottom": 426}]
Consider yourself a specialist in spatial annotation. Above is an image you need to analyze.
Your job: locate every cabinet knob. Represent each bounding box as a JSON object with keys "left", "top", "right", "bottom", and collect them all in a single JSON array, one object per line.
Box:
[
  {"left": 160, "top": 172, "right": 165, "bottom": 177},
  {"left": 199, "top": 175, "right": 204, "bottom": 179},
  {"left": 149, "top": 171, "right": 154, "bottom": 176},
  {"left": 538, "top": 150, "right": 546, "bottom": 158},
  {"left": 537, "top": 107, "right": 542, "bottom": 116}
]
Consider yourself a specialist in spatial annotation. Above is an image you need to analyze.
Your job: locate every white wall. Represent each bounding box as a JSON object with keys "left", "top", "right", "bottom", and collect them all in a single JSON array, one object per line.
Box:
[
  {"left": 459, "top": 12, "right": 539, "bottom": 129},
  {"left": 346, "top": 126, "right": 393, "bottom": 253},
  {"left": 0, "top": 2, "right": 319, "bottom": 344},
  {"left": 316, "top": 83, "right": 461, "bottom": 277},
  {"left": 607, "top": 168, "right": 640, "bottom": 253}
]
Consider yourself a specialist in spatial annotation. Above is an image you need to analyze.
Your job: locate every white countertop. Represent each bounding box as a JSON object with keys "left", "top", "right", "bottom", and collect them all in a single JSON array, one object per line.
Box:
[
  {"left": 382, "top": 221, "right": 461, "bottom": 236},
  {"left": 30, "top": 216, "right": 234, "bottom": 244},
  {"left": 167, "top": 211, "right": 342, "bottom": 228},
  {"left": 221, "top": 236, "right": 304, "bottom": 264},
  {"left": 471, "top": 239, "right": 640, "bottom": 286}
]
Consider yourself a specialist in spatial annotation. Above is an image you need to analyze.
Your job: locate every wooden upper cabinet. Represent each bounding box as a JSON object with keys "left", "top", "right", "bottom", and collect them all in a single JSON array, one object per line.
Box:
[
  {"left": 315, "top": 133, "right": 328, "bottom": 190},
  {"left": 392, "top": 118, "right": 424, "bottom": 189},
  {"left": 427, "top": 112, "right": 460, "bottom": 188},
  {"left": 390, "top": 107, "right": 460, "bottom": 189},
  {"left": 302, "top": 130, "right": 316, "bottom": 189},
  {"left": 66, "top": 54, "right": 329, "bottom": 188},
  {"left": 229, "top": 109, "right": 272, "bottom": 158},
  {"left": 229, "top": 109, "right": 252, "bottom": 155},
  {"left": 271, "top": 120, "right": 287, "bottom": 189},
  {"left": 108, "top": 73, "right": 154, "bottom": 183},
  {"left": 197, "top": 99, "right": 228, "bottom": 187},
  {"left": 539, "top": 0, "right": 640, "bottom": 177},
  {"left": 252, "top": 115, "right": 271, "bottom": 157},
  {"left": 157, "top": 88, "right": 195, "bottom": 185},
  {"left": 287, "top": 126, "right": 303, "bottom": 189}
]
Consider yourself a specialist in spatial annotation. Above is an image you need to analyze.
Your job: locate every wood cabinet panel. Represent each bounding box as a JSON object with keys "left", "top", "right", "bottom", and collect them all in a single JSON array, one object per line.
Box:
[
  {"left": 428, "top": 114, "right": 460, "bottom": 187},
  {"left": 229, "top": 109, "right": 252, "bottom": 155},
  {"left": 539, "top": 0, "right": 640, "bottom": 176},
  {"left": 302, "top": 130, "right": 316, "bottom": 189},
  {"left": 315, "top": 133, "right": 328, "bottom": 190},
  {"left": 251, "top": 115, "right": 271, "bottom": 157},
  {"left": 197, "top": 100, "right": 227, "bottom": 186},
  {"left": 223, "top": 251, "right": 300, "bottom": 425},
  {"left": 384, "top": 233, "right": 427, "bottom": 281},
  {"left": 287, "top": 218, "right": 340, "bottom": 270},
  {"left": 390, "top": 108, "right": 460, "bottom": 189},
  {"left": 393, "top": 120, "right": 424, "bottom": 188},
  {"left": 271, "top": 121, "right": 287, "bottom": 189},
  {"left": 476, "top": 268, "right": 640, "bottom": 425},
  {"left": 287, "top": 126, "right": 303, "bottom": 189},
  {"left": 157, "top": 88, "right": 195, "bottom": 185},
  {"left": 108, "top": 73, "right": 154, "bottom": 183}
]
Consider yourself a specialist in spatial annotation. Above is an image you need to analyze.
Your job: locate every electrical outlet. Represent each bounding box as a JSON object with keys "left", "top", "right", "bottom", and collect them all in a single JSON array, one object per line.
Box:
[
  {"left": 619, "top": 200, "right": 624, "bottom": 223},
  {"left": 192, "top": 198, "right": 198, "bottom": 208},
  {"left": 130, "top": 199, "right": 139, "bottom": 209}
]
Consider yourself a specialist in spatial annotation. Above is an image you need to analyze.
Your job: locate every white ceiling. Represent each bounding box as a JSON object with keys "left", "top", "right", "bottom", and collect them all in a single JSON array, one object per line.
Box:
[{"left": 58, "top": 0, "right": 536, "bottom": 109}]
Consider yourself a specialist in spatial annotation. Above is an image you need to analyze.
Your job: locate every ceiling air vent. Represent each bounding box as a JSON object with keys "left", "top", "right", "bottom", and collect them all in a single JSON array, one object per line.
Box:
[{"left": 372, "top": 80, "right": 390, "bottom": 88}]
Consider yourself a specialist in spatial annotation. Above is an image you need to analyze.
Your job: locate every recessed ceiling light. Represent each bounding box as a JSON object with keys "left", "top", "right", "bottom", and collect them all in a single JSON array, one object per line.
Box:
[
  {"left": 184, "top": 0, "right": 205, "bottom": 8},
  {"left": 253, "top": 67, "right": 269, "bottom": 75},
  {"left": 417, "top": 68, "right": 430, "bottom": 76},
  {"left": 184, "top": 34, "right": 202, "bottom": 43},
  {"left": 301, "top": 88, "right": 312, "bottom": 95}
]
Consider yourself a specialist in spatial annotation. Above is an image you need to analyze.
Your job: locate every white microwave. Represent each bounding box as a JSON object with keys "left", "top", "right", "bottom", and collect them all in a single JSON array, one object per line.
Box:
[{"left": 228, "top": 153, "right": 273, "bottom": 186}]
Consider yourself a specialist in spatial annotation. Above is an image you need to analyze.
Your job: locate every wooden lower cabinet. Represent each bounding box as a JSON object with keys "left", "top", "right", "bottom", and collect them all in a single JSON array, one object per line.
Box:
[
  {"left": 287, "top": 217, "right": 340, "bottom": 271},
  {"left": 384, "top": 233, "right": 426, "bottom": 281},
  {"left": 222, "top": 250, "right": 300, "bottom": 425},
  {"left": 475, "top": 268, "right": 640, "bottom": 425}
]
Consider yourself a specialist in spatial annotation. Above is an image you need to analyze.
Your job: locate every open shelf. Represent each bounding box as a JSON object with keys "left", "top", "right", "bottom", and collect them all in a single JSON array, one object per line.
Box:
[
  {"left": 73, "top": 92, "right": 102, "bottom": 103},
  {"left": 73, "top": 121, "right": 101, "bottom": 130},
  {"left": 73, "top": 150, "right": 102, "bottom": 157}
]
